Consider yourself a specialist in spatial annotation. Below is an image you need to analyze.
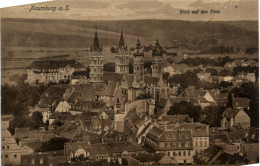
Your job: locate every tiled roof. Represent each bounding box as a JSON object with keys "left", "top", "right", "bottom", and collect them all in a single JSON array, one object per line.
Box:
[
  {"left": 209, "top": 133, "right": 229, "bottom": 144},
  {"left": 130, "top": 153, "right": 165, "bottom": 163},
  {"left": 100, "top": 81, "right": 117, "bottom": 96},
  {"left": 89, "top": 142, "right": 143, "bottom": 155},
  {"left": 38, "top": 85, "right": 68, "bottom": 108},
  {"left": 70, "top": 101, "right": 106, "bottom": 112},
  {"left": 222, "top": 108, "right": 241, "bottom": 119},
  {"left": 29, "top": 60, "right": 85, "bottom": 69},
  {"left": 194, "top": 145, "right": 223, "bottom": 163},
  {"left": 22, "top": 142, "right": 42, "bottom": 152},
  {"left": 66, "top": 84, "right": 97, "bottom": 102}
]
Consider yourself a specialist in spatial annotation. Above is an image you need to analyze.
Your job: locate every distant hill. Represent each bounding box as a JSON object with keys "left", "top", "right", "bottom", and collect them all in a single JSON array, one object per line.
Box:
[{"left": 1, "top": 18, "right": 258, "bottom": 50}]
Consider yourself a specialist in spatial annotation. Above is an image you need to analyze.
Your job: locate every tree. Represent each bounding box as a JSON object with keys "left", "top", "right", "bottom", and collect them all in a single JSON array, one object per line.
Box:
[
  {"left": 167, "top": 101, "right": 202, "bottom": 122},
  {"left": 32, "top": 111, "right": 43, "bottom": 129},
  {"left": 205, "top": 68, "right": 217, "bottom": 76},
  {"left": 8, "top": 116, "right": 32, "bottom": 135},
  {"left": 201, "top": 106, "right": 226, "bottom": 127},
  {"left": 40, "top": 137, "right": 69, "bottom": 152}
]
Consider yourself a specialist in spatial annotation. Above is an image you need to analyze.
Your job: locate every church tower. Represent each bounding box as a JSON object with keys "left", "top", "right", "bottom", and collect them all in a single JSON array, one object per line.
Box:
[
  {"left": 115, "top": 28, "right": 129, "bottom": 74},
  {"left": 151, "top": 39, "right": 163, "bottom": 77},
  {"left": 89, "top": 27, "right": 104, "bottom": 83},
  {"left": 133, "top": 37, "right": 145, "bottom": 83}
]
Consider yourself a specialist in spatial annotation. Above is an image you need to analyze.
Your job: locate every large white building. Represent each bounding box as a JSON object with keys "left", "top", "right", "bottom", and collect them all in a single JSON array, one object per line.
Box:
[{"left": 26, "top": 60, "right": 86, "bottom": 84}]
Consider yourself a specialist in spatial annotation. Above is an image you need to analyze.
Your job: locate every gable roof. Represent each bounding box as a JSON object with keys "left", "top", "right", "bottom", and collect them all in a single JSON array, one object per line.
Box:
[
  {"left": 66, "top": 84, "right": 97, "bottom": 102},
  {"left": 130, "top": 153, "right": 166, "bottom": 163},
  {"left": 29, "top": 60, "right": 85, "bottom": 69},
  {"left": 223, "top": 108, "right": 246, "bottom": 119},
  {"left": 38, "top": 85, "right": 68, "bottom": 108}
]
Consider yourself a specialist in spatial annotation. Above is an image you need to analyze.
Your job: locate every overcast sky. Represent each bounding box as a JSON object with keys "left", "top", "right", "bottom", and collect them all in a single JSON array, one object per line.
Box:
[{"left": 1, "top": 0, "right": 258, "bottom": 21}]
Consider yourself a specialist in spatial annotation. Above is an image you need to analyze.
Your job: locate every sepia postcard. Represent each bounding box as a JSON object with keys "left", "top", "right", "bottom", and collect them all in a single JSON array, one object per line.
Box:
[{"left": 1, "top": 0, "right": 259, "bottom": 165}]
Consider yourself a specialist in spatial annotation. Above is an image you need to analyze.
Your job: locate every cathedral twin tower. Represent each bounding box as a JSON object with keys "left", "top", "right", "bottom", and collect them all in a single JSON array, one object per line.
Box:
[{"left": 89, "top": 27, "right": 163, "bottom": 83}]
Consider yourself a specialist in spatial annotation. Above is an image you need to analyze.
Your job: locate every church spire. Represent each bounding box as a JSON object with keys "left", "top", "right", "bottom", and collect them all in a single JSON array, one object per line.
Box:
[
  {"left": 119, "top": 27, "right": 125, "bottom": 48},
  {"left": 92, "top": 26, "right": 100, "bottom": 52}
]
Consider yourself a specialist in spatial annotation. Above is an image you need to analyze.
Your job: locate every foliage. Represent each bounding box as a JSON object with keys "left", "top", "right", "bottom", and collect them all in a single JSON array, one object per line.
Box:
[
  {"left": 246, "top": 47, "right": 258, "bottom": 54},
  {"left": 201, "top": 106, "right": 226, "bottom": 127},
  {"left": 40, "top": 137, "right": 69, "bottom": 152},
  {"left": 232, "top": 66, "right": 258, "bottom": 77},
  {"left": 8, "top": 116, "right": 32, "bottom": 135},
  {"left": 231, "top": 82, "right": 259, "bottom": 127},
  {"left": 179, "top": 56, "right": 232, "bottom": 67},
  {"left": 201, "top": 45, "right": 236, "bottom": 54},
  {"left": 168, "top": 70, "right": 199, "bottom": 88},
  {"left": 205, "top": 68, "right": 218, "bottom": 76},
  {"left": 32, "top": 111, "right": 44, "bottom": 129},
  {"left": 219, "top": 81, "right": 233, "bottom": 88},
  {"left": 2, "top": 75, "right": 49, "bottom": 116},
  {"left": 167, "top": 101, "right": 202, "bottom": 122}
]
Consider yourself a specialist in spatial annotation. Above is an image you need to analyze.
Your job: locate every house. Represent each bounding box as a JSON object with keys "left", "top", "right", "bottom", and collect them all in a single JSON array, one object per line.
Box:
[
  {"left": 20, "top": 142, "right": 42, "bottom": 154},
  {"left": 221, "top": 108, "right": 250, "bottom": 129},
  {"left": 21, "top": 150, "right": 65, "bottom": 166},
  {"left": 193, "top": 145, "right": 248, "bottom": 165},
  {"left": 55, "top": 101, "right": 71, "bottom": 112},
  {"left": 65, "top": 142, "right": 143, "bottom": 164},
  {"left": 35, "top": 85, "right": 68, "bottom": 122},
  {"left": 241, "top": 143, "right": 259, "bottom": 163},
  {"left": 197, "top": 72, "right": 212, "bottom": 82},
  {"left": 2, "top": 128, "right": 22, "bottom": 165},
  {"left": 158, "top": 114, "right": 193, "bottom": 125},
  {"left": 100, "top": 130, "right": 128, "bottom": 144},
  {"left": 126, "top": 153, "right": 176, "bottom": 165},
  {"left": 2, "top": 115, "right": 13, "bottom": 129},
  {"left": 143, "top": 125, "right": 194, "bottom": 164},
  {"left": 26, "top": 59, "right": 86, "bottom": 84}
]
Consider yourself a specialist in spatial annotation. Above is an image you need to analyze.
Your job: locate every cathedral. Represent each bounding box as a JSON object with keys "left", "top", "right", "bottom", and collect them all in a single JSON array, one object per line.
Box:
[{"left": 87, "top": 27, "right": 173, "bottom": 105}]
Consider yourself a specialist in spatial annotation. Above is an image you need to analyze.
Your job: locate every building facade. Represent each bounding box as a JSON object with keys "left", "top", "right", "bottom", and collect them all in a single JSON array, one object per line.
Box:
[
  {"left": 26, "top": 60, "right": 86, "bottom": 84},
  {"left": 151, "top": 39, "right": 163, "bottom": 78},
  {"left": 89, "top": 28, "right": 104, "bottom": 83},
  {"left": 115, "top": 28, "right": 129, "bottom": 74}
]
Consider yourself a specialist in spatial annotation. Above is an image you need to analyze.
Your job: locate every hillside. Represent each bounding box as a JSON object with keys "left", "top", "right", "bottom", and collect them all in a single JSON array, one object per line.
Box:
[{"left": 1, "top": 18, "right": 258, "bottom": 50}]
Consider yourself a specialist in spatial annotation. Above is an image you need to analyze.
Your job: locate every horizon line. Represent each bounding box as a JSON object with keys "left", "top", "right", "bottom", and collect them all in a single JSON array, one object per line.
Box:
[{"left": 1, "top": 17, "right": 258, "bottom": 22}]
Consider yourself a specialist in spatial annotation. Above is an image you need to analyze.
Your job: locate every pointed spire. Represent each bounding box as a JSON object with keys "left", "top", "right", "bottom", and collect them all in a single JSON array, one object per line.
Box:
[
  {"left": 136, "top": 36, "right": 141, "bottom": 48},
  {"left": 119, "top": 27, "right": 125, "bottom": 48},
  {"left": 93, "top": 26, "right": 100, "bottom": 52},
  {"left": 155, "top": 38, "right": 160, "bottom": 47}
]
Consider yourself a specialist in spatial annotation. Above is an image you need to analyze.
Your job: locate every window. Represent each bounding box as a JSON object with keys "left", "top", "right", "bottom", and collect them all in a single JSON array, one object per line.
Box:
[
  {"left": 5, "top": 155, "right": 8, "bottom": 158},
  {"left": 7, "top": 146, "right": 9, "bottom": 149},
  {"left": 14, "top": 154, "right": 17, "bottom": 158},
  {"left": 188, "top": 151, "right": 191, "bottom": 156},
  {"left": 2, "top": 139, "right": 4, "bottom": 141},
  {"left": 204, "top": 141, "right": 207, "bottom": 147},
  {"left": 195, "top": 141, "right": 198, "bottom": 147},
  {"left": 40, "top": 159, "right": 43, "bottom": 164},
  {"left": 178, "top": 151, "right": 181, "bottom": 156},
  {"left": 183, "top": 151, "right": 186, "bottom": 156},
  {"left": 200, "top": 141, "right": 203, "bottom": 147},
  {"left": 2, "top": 146, "right": 4, "bottom": 149},
  {"left": 168, "top": 152, "right": 170, "bottom": 156}
]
